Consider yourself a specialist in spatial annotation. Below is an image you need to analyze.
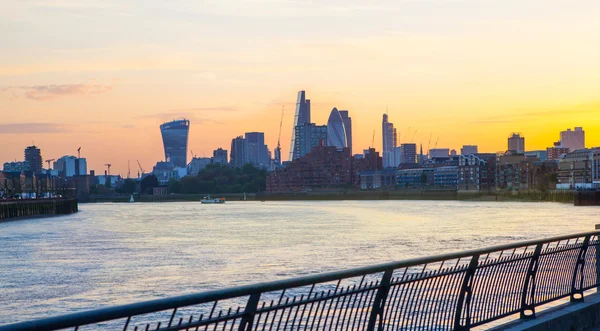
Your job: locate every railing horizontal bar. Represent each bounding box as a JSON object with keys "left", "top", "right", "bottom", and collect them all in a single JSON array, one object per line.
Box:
[{"left": 1, "top": 230, "right": 598, "bottom": 331}]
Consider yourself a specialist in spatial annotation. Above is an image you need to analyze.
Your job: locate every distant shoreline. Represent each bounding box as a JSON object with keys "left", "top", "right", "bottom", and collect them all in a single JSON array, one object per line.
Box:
[{"left": 80, "top": 190, "right": 574, "bottom": 204}]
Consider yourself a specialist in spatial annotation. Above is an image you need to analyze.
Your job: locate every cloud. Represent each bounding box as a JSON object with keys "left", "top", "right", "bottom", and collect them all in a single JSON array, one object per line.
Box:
[
  {"left": 2, "top": 84, "right": 112, "bottom": 101},
  {"left": 0, "top": 123, "right": 69, "bottom": 134},
  {"left": 167, "top": 106, "right": 238, "bottom": 112}
]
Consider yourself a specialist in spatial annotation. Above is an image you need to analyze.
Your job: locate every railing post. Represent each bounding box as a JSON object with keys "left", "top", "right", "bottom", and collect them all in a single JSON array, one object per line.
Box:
[
  {"left": 238, "top": 293, "right": 261, "bottom": 331},
  {"left": 367, "top": 269, "right": 393, "bottom": 331},
  {"left": 520, "top": 243, "right": 543, "bottom": 319},
  {"left": 571, "top": 235, "right": 591, "bottom": 302},
  {"left": 595, "top": 226, "right": 600, "bottom": 291},
  {"left": 453, "top": 254, "right": 479, "bottom": 331}
]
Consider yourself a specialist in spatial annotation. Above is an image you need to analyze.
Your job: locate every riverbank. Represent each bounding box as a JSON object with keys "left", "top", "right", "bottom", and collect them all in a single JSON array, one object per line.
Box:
[
  {"left": 0, "top": 198, "right": 78, "bottom": 222},
  {"left": 80, "top": 190, "right": 574, "bottom": 203}
]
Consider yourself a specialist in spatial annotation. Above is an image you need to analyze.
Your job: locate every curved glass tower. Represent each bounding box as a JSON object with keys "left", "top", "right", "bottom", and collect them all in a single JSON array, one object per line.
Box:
[
  {"left": 160, "top": 119, "right": 190, "bottom": 168},
  {"left": 327, "top": 107, "right": 347, "bottom": 149}
]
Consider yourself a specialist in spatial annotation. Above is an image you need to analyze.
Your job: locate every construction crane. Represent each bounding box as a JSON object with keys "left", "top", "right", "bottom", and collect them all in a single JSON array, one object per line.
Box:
[
  {"left": 137, "top": 160, "right": 145, "bottom": 178},
  {"left": 411, "top": 130, "right": 418, "bottom": 143},
  {"left": 45, "top": 159, "right": 55, "bottom": 170},
  {"left": 427, "top": 133, "right": 432, "bottom": 152},
  {"left": 77, "top": 147, "right": 81, "bottom": 159},
  {"left": 434, "top": 136, "right": 439, "bottom": 149},
  {"left": 277, "top": 106, "right": 284, "bottom": 150},
  {"left": 127, "top": 160, "right": 131, "bottom": 179},
  {"left": 275, "top": 106, "right": 284, "bottom": 163},
  {"left": 105, "top": 164, "right": 112, "bottom": 176},
  {"left": 371, "top": 130, "right": 375, "bottom": 149}
]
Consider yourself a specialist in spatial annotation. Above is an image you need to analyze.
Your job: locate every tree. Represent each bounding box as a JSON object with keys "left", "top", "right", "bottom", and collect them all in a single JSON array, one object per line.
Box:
[
  {"left": 419, "top": 172, "right": 428, "bottom": 187},
  {"left": 121, "top": 179, "right": 137, "bottom": 194},
  {"left": 167, "top": 178, "right": 182, "bottom": 194},
  {"left": 141, "top": 175, "right": 159, "bottom": 194}
]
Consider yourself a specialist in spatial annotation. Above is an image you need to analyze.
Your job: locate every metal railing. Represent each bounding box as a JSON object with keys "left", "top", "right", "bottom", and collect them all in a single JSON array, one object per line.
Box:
[{"left": 2, "top": 231, "right": 600, "bottom": 331}]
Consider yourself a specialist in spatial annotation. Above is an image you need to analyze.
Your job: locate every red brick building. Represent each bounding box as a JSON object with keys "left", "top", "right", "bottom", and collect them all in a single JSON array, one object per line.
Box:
[{"left": 266, "top": 145, "right": 382, "bottom": 192}]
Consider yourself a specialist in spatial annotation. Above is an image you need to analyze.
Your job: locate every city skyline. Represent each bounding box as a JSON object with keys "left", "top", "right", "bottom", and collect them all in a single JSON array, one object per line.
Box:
[{"left": 2, "top": 1, "right": 600, "bottom": 175}]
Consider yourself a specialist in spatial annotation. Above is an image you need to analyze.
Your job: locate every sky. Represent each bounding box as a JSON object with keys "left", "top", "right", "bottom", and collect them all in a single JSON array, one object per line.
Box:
[{"left": 1, "top": 0, "right": 600, "bottom": 175}]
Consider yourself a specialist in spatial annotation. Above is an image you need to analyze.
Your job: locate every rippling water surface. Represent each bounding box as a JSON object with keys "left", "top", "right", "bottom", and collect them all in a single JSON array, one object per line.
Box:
[{"left": 1, "top": 200, "right": 599, "bottom": 325}]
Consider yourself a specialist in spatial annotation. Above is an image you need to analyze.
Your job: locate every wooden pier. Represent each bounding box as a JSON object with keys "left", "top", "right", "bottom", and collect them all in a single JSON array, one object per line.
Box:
[{"left": 0, "top": 198, "right": 78, "bottom": 221}]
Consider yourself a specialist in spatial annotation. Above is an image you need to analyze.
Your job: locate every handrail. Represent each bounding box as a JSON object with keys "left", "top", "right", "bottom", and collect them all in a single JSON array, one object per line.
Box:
[{"left": 2, "top": 230, "right": 600, "bottom": 331}]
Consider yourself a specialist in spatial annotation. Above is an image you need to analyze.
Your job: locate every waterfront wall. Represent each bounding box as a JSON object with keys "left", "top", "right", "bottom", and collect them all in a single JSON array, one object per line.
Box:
[
  {"left": 0, "top": 198, "right": 78, "bottom": 221},
  {"left": 83, "top": 193, "right": 255, "bottom": 203},
  {"left": 82, "top": 190, "right": 575, "bottom": 203},
  {"left": 574, "top": 191, "right": 600, "bottom": 206}
]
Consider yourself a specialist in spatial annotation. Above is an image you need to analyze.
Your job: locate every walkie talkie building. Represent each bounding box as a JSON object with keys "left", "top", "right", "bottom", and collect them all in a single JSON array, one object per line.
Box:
[{"left": 160, "top": 119, "right": 190, "bottom": 168}]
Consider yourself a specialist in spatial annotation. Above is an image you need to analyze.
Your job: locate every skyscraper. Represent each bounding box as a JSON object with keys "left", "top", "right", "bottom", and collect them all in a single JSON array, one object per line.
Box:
[
  {"left": 339, "top": 110, "right": 352, "bottom": 155},
  {"left": 289, "top": 91, "right": 311, "bottom": 160},
  {"left": 24, "top": 145, "right": 42, "bottom": 173},
  {"left": 245, "top": 132, "right": 270, "bottom": 168},
  {"left": 160, "top": 119, "right": 190, "bottom": 168},
  {"left": 230, "top": 136, "right": 247, "bottom": 168},
  {"left": 508, "top": 133, "right": 525, "bottom": 153},
  {"left": 560, "top": 127, "right": 585, "bottom": 150},
  {"left": 382, "top": 114, "right": 397, "bottom": 167},
  {"left": 294, "top": 123, "right": 328, "bottom": 159},
  {"left": 327, "top": 107, "right": 347, "bottom": 149},
  {"left": 399, "top": 143, "right": 417, "bottom": 164}
]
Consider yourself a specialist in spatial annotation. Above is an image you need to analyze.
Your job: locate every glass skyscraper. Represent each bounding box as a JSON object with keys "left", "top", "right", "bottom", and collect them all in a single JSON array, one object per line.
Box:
[
  {"left": 338, "top": 110, "right": 352, "bottom": 155},
  {"left": 245, "top": 132, "right": 270, "bottom": 168},
  {"left": 289, "top": 91, "right": 311, "bottom": 160},
  {"left": 160, "top": 119, "right": 190, "bottom": 168},
  {"left": 382, "top": 114, "right": 397, "bottom": 167},
  {"left": 327, "top": 107, "right": 347, "bottom": 149},
  {"left": 294, "top": 123, "right": 328, "bottom": 159}
]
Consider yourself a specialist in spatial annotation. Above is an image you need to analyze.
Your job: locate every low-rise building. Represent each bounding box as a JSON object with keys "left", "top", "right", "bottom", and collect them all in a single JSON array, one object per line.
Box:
[
  {"left": 556, "top": 148, "right": 600, "bottom": 190},
  {"left": 187, "top": 157, "right": 212, "bottom": 176},
  {"left": 396, "top": 168, "right": 434, "bottom": 188},
  {"left": 360, "top": 169, "right": 397, "bottom": 190},
  {"left": 547, "top": 146, "right": 570, "bottom": 160},
  {"left": 3, "top": 161, "right": 30, "bottom": 172},
  {"left": 266, "top": 145, "right": 382, "bottom": 192},
  {"left": 433, "top": 166, "right": 458, "bottom": 189},
  {"left": 458, "top": 153, "right": 497, "bottom": 191}
]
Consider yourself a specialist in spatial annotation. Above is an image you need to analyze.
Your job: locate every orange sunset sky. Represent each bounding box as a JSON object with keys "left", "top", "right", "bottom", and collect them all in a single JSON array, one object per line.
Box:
[{"left": 1, "top": 0, "right": 600, "bottom": 175}]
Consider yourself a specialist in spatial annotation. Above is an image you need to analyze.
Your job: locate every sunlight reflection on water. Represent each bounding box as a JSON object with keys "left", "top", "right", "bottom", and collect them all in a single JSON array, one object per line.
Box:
[{"left": 1, "top": 200, "right": 598, "bottom": 324}]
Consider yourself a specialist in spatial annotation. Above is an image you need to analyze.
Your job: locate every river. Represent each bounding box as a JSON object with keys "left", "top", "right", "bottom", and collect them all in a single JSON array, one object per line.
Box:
[{"left": 1, "top": 200, "right": 599, "bottom": 325}]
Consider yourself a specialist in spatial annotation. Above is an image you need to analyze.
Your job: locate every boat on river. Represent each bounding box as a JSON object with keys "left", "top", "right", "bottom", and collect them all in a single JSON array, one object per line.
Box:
[{"left": 201, "top": 196, "right": 225, "bottom": 204}]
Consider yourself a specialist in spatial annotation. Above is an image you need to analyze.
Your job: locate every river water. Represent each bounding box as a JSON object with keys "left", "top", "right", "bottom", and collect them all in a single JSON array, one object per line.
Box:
[{"left": 1, "top": 201, "right": 599, "bottom": 325}]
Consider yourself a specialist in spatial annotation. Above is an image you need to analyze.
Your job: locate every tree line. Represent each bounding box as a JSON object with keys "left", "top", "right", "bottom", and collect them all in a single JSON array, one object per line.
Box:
[{"left": 133, "top": 163, "right": 267, "bottom": 195}]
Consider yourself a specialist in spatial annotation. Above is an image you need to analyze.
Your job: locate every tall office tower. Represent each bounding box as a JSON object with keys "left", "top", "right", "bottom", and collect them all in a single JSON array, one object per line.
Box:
[
  {"left": 339, "top": 110, "right": 352, "bottom": 155},
  {"left": 400, "top": 143, "right": 417, "bottom": 164},
  {"left": 160, "top": 119, "right": 190, "bottom": 168},
  {"left": 461, "top": 145, "right": 478, "bottom": 155},
  {"left": 294, "top": 123, "right": 328, "bottom": 159},
  {"left": 327, "top": 108, "right": 348, "bottom": 149},
  {"left": 230, "top": 136, "right": 247, "bottom": 168},
  {"left": 213, "top": 148, "right": 228, "bottom": 165},
  {"left": 289, "top": 91, "right": 311, "bottom": 160},
  {"left": 245, "top": 132, "right": 270, "bottom": 168},
  {"left": 382, "top": 114, "right": 397, "bottom": 167},
  {"left": 508, "top": 133, "right": 525, "bottom": 153},
  {"left": 560, "top": 127, "right": 585, "bottom": 150},
  {"left": 24, "top": 145, "right": 42, "bottom": 173}
]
